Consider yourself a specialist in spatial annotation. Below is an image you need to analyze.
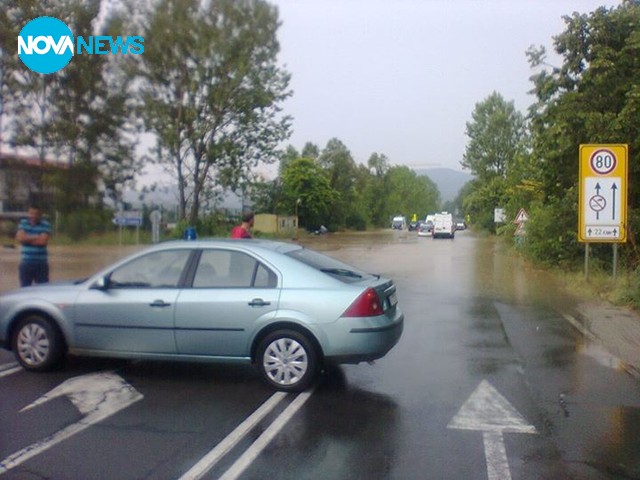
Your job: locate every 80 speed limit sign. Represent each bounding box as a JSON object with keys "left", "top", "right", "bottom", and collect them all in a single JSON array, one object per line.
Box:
[{"left": 590, "top": 148, "right": 617, "bottom": 175}]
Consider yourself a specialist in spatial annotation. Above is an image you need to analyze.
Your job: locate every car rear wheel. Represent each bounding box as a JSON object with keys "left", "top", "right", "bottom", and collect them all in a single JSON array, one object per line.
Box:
[
  {"left": 12, "top": 315, "right": 64, "bottom": 371},
  {"left": 256, "top": 330, "right": 318, "bottom": 392}
]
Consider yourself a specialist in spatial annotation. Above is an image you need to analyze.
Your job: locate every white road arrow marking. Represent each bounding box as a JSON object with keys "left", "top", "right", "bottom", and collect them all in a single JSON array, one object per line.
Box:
[
  {"left": 447, "top": 380, "right": 537, "bottom": 480},
  {"left": 0, "top": 371, "right": 143, "bottom": 475}
]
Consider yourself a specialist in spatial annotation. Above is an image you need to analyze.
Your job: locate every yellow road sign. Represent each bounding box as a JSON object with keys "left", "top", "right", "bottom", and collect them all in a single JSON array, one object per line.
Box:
[{"left": 578, "top": 144, "right": 628, "bottom": 243}]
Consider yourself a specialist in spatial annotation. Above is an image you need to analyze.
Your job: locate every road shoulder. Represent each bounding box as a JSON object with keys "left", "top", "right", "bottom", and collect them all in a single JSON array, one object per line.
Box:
[{"left": 564, "top": 301, "right": 640, "bottom": 379}]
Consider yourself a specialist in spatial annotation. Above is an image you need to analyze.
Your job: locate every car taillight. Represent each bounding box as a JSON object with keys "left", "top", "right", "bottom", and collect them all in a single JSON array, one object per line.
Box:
[{"left": 342, "top": 288, "right": 384, "bottom": 317}]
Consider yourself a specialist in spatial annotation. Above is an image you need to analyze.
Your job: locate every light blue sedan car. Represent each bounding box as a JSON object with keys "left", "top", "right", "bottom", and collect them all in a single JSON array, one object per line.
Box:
[{"left": 0, "top": 239, "right": 404, "bottom": 392}]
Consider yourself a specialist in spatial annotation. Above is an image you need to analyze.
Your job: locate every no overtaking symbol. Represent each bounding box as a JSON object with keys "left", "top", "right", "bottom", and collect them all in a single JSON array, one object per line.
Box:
[{"left": 589, "top": 194, "right": 606, "bottom": 219}]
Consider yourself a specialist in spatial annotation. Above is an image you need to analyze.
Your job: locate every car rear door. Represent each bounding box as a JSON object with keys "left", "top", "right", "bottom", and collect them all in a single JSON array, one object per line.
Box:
[{"left": 174, "top": 248, "right": 280, "bottom": 357}]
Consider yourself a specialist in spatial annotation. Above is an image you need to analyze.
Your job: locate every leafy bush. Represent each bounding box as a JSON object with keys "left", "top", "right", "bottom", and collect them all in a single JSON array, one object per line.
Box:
[
  {"left": 346, "top": 211, "right": 367, "bottom": 231},
  {"left": 522, "top": 196, "right": 582, "bottom": 267}
]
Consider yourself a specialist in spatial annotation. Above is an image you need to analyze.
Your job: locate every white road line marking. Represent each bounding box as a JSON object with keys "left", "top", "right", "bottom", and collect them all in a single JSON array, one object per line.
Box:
[
  {"left": 483, "top": 431, "right": 511, "bottom": 480},
  {"left": 178, "top": 391, "right": 287, "bottom": 480},
  {"left": 0, "top": 364, "right": 21, "bottom": 378},
  {"left": 219, "top": 388, "right": 315, "bottom": 480}
]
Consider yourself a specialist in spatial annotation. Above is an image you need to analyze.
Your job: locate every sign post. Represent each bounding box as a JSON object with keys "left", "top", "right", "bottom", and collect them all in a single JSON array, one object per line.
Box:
[
  {"left": 113, "top": 211, "right": 143, "bottom": 245},
  {"left": 578, "top": 144, "right": 628, "bottom": 279},
  {"left": 513, "top": 208, "right": 528, "bottom": 245}
]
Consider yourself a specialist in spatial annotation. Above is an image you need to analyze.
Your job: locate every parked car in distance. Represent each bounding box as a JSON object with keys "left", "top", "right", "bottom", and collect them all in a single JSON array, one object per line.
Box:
[
  {"left": 418, "top": 220, "right": 434, "bottom": 237},
  {"left": 454, "top": 218, "right": 467, "bottom": 230},
  {"left": 433, "top": 212, "right": 455, "bottom": 239},
  {"left": 391, "top": 215, "right": 407, "bottom": 230},
  {"left": 0, "top": 239, "right": 404, "bottom": 392}
]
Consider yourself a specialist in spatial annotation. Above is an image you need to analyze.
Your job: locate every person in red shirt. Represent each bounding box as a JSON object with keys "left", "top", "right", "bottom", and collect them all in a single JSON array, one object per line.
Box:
[{"left": 230, "top": 211, "right": 254, "bottom": 239}]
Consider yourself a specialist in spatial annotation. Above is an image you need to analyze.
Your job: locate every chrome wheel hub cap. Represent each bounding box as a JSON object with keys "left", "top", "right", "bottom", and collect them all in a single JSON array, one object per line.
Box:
[
  {"left": 263, "top": 338, "right": 308, "bottom": 386},
  {"left": 17, "top": 324, "right": 49, "bottom": 366}
]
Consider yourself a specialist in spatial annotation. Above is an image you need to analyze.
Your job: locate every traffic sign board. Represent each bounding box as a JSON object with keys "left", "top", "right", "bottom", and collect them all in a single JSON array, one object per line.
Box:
[
  {"left": 579, "top": 144, "right": 627, "bottom": 243},
  {"left": 514, "top": 208, "right": 528, "bottom": 225},
  {"left": 113, "top": 211, "right": 143, "bottom": 227}
]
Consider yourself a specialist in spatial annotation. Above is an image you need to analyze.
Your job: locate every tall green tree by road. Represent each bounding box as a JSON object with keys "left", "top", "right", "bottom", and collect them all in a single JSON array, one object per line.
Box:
[
  {"left": 460, "top": 92, "right": 527, "bottom": 231},
  {"left": 1, "top": 0, "right": 139, "bottom": 214},
  {"left": 0, "top": 1, "right": 24, "bottom": 157},
  {"left": 134, "top": 0, "right": 291, "bottom": 224},
  {"left": 364, "top": 152, "right": 390, "bottom": 227},
  {"left": 525, "top": 1, "right": 640, "bottom": 265},
  {"left": 279, "top": 157, "right": 336, "bottom": 229},
  {"left": 317, "top": 138, "right": 359, "bottom": 230},
  {"left": 461, "top": 91, "right": 527, "bottom": 180}
]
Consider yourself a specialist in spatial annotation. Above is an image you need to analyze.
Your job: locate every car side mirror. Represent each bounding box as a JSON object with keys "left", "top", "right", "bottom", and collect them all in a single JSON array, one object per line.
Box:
[{"left": 91, "top": 276, "right": 110, "bottom": 290}]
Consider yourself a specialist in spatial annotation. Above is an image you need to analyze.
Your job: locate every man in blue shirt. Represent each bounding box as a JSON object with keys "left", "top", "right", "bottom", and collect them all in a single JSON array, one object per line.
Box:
[{"left": 15, "top": 206, "right": 51, "bottom": 287}]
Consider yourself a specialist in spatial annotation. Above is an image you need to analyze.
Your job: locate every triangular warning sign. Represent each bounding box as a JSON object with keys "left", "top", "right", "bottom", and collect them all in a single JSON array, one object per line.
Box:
[{"left": 514, "top": 208, "right": 528, "bottom": 224}]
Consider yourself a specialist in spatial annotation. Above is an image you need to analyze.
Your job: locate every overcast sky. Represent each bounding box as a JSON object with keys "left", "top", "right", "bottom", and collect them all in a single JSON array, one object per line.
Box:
[{"left": 269, "top": 0, "right": 621, "bottom": 173}]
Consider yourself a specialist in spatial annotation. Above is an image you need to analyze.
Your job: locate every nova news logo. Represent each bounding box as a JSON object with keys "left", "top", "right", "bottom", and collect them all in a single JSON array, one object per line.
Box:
[{"left": 18, "top": 16, "right": 144, "bottom": 75}]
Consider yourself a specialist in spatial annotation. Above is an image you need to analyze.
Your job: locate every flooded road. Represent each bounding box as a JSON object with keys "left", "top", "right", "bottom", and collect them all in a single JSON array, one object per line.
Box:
[
  {"left": 1, "top": 229, "right": 571, "bottom": 305},
  {"left": 1, "top": 244, "right": 144, "bottom": 293},
  {"left": 1, "top": 230, "right": 639, "bottom": 479}
]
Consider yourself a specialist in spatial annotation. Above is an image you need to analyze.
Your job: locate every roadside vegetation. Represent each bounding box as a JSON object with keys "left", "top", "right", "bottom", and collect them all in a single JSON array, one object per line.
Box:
[
  {"left": 1, "top": 2, "right": 639, "bottom": 305},
  {"left": 459, "top": 2, "right": 640, "bottom": 309}
]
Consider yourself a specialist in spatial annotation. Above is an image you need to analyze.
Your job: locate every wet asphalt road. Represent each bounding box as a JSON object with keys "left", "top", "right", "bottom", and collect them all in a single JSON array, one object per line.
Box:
[{"left": 1, "top": 230, "right": 639, "bottom": 479}]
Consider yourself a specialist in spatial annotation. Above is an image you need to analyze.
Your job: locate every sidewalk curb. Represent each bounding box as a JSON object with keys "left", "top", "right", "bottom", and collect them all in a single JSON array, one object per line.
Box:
[{"left": 561, "top": 311, "right": 640, "bottom": 381}]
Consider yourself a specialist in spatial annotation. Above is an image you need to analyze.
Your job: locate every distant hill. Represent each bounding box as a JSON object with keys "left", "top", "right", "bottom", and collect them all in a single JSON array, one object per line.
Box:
[{"left": 414, "top": 167, "right": 474, "bottom": 203}]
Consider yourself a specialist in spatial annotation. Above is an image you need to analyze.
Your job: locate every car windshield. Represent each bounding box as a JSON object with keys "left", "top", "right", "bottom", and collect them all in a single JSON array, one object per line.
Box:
[{"left": 286, "top": 248, "right": 372, "bottom": 283}]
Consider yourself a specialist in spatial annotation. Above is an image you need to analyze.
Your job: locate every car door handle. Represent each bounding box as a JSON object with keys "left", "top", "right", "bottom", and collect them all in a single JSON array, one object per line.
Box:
[
  {"left": 248, "top": 298, "right": 270, "bottom": 307},
  {"left": 149, "top": 300, "right": 172, "bottom": 308}
]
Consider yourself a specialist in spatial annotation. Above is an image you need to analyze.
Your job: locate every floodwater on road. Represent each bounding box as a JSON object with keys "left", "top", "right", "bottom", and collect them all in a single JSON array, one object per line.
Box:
[
  {"left": 299, "top": 229, "right": 580, "bottom": 314},
  {"left": 0, "top": 243, "right": 144, "bottom": 293},
  {"left": 0, "top": 229, "right": 575, "bottom": 313}
]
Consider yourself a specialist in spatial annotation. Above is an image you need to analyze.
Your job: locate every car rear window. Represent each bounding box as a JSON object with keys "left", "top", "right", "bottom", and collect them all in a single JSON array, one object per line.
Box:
[{"left": 286, "top": 248, "right": 372, "bottom": 283}]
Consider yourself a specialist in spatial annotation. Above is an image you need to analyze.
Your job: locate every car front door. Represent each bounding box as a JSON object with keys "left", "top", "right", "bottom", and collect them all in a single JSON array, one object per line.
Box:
[
  {"left": 174, "top": 249, "right": 280, "bottom": 357},
  {"left": 73, "top": 249, "right": 192, "bottom": 354}
]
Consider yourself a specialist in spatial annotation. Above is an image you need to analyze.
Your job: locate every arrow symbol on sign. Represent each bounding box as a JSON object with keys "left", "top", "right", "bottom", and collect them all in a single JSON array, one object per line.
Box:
[
  {"left": 0, "top": 372, "right": 143, "bottom": 475},
  {"left": 447, "top": 380, "right": 537, "bottom": 480},
  {"left": 611, "top": 183, "right": 618, "bottom": 220}
]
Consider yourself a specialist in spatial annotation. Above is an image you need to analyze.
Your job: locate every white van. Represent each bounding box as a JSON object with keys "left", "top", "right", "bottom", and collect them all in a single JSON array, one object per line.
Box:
[
  {"left": 432, "top": 212, "right": 455, "bottom": 239},
  {"left": 391, "top": 216, "right": 407, "bottom": 230}
]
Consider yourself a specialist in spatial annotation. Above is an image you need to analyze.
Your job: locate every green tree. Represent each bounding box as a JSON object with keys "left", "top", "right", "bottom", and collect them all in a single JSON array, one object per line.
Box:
[
  {"left": 279, "top": 157, "right": 336, "bottom": 229},
  {"left": 384, "top": 166, "right": 440, "bottom": 224},
  {"left": 460, "top": 92, "right": 527, "bottom": 232},
  {"left": 318, "top": 138, "right": 358, "bottom": 230},
  {"left": 461, "top": 91, "right": 527, "bottom": 180},
  {"left": 278, "top": 145, "right": 299, "bottom": 177},
  {"left": 2, "top": 1, "right": 139, "bottom": 213},
  {"left": 134, "top": 0, "right": 291, "bottom": 224},
  {"left": 364, "top": 152, "right": 390, "bottom": 227},
  {"left": 0, "top": 1, "right": 24, "bottom": 157},
  {"left": 526, "top": 1, "right": 640, "bottom": 265}
]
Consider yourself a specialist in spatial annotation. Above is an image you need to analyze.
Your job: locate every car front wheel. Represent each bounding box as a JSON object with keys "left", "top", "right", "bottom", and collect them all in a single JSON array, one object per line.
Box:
[
  {"left": 12, "top": 315, "right": 64, "bottom": 371},
  {"left": 256, "top": 330, "right": 318, "bottom": 392}
]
